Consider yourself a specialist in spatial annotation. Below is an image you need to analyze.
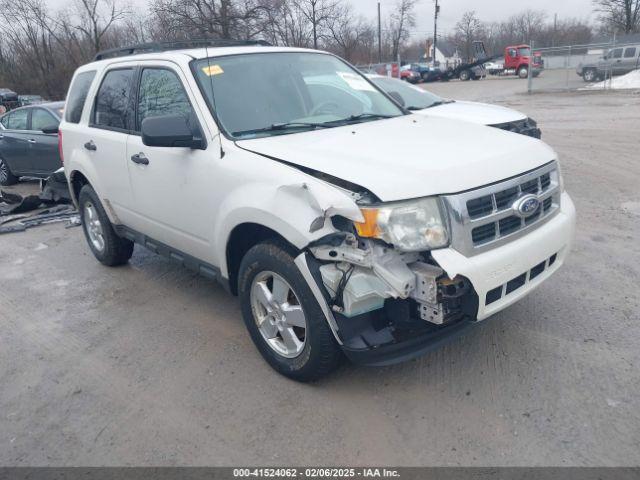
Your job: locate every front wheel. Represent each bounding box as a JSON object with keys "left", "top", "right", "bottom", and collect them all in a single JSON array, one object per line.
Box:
[
  {"left": 459, "top": 70, "right": 471, "bottom": 81},
  {"left": 583, "top": 68, "right": 597, "bottom": 82},
  {"left": 0, "top": 157, "right": 18, "bottom": 186},
  {"left": 238, "top": 241, "right": 342, "bottom": 381},
  {"left": 518, "top": 66, "right": 529, "bottom": 79}
]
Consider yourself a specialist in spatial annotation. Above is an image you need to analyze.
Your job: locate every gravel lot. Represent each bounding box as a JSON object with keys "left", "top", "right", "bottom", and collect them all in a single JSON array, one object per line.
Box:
[{"left": 1, "top": 75, "right": 639, "bottom": 466}]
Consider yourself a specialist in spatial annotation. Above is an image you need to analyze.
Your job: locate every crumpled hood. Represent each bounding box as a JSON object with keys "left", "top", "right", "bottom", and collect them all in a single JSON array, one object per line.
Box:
[
  {"left": 236, "top": 115, "right": 556, "bottom": 202},
  {"left": 415, "top": 100, "right": 527, "bottom": 126}
]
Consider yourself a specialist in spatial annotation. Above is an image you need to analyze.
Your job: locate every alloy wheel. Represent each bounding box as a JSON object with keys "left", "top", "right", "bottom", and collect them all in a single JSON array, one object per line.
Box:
[
  {"left": 250, "top": 271, "right": 307, "bottom": 359},
  {"left": 83, "top": 201, "right": 105, "bottom": 252}
]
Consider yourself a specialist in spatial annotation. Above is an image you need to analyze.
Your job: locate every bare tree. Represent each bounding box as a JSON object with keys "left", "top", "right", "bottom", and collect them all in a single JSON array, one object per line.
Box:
[
  {"left": 325, "top": 4, "right": 374, "bottom": 62},
  {"left": 292, "top": 0, "right": 338, "bottom": 49},
  {"left": 594, "top": 0, "right": 640, "bottom": 33},
  {"left": 454, "top": 10, "right": 482, "bottom": 61},
  {"left": 387, "top": 0, "right": 417, "bottom": 59},
  {"left": 73, "top": 0, "right": 129, "bottom": 53}
]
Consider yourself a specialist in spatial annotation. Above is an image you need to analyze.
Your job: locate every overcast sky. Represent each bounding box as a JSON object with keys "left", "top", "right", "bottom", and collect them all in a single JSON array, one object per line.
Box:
[
  {"left": 352, "top": 0, "right": 595, "bottom": 37},
  {"left": 45, "top": 0, "right": 596, "bottom": 37}
]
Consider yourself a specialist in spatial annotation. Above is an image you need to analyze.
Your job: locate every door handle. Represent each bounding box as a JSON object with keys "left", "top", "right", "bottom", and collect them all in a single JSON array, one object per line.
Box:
[
  {"left": 28, "top": 138, "right": 36, "bottom": 144},
  {"left": 84, "top": 141, "right": 97, "bottom": 151},
  {"left": 130, "top": 153, "right": 149, "bottom": 165}
]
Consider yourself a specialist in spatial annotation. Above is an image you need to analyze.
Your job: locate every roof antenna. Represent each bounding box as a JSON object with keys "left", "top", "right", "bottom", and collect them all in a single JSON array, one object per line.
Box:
[{"left": 205, "top": 42, "right": 225, "bottom": 158}]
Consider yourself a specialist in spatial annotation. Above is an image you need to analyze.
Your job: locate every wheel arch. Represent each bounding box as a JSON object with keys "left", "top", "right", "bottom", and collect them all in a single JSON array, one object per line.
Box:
[{"left": 225, "top": 222, "right": 297, "bottom": 296}]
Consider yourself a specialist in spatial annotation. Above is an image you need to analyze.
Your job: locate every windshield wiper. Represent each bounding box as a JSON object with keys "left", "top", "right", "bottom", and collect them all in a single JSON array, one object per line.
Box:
[
  {"left": 323, "top": 112, "right": 397, "bottom": 126},
  {"left": 233, "top": 122, "right": 327, "bottom": 137},
  {"left": 407, "top": 106, "right": 426, "bottom": 111}
]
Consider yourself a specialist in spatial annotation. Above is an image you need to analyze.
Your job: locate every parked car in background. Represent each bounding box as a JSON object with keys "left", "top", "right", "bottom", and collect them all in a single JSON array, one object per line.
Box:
[
  {"left": 18, "top": 95, "right": 45, "bottom": 106},
  {"left": 576, "top": 44, "right": 640, "bottom": 82},
  {"left": 400, "top": 65, "right": 421, "bottom": 83},
  {"left": 0, "top": 89, "right": 20, "bottom": 114},
  {"left": 483, "top": 61, "right": 504, "bottom": 75},
  {"left": 367, "top": 74, "right": 541, "bottom": 138},
  {"left": 406, "top": 63, "right": 442, "bottom": 82},
  {"left": 0, "top": 102, "right": 64, "bottom": 185}
]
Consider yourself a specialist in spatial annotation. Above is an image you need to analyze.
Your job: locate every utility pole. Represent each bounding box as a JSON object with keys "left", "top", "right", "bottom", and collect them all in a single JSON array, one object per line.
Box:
[
  {"left": 378, "top": 2, "right": 382, "bottom": 63},
  {"left": 433, "top": 0, "right": 440, "bottom": 67}
]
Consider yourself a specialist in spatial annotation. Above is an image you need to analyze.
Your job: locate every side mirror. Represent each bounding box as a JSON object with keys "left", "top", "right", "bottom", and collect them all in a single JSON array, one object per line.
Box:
[
  {"left": 387, "top": 91, "right": 405, "bottom": 107},
  {"left": 41, "top": 125, "right": 59, "bottom": 134},
  {"left": 141, "top": 114, "right": 205, "bottom": 149}
]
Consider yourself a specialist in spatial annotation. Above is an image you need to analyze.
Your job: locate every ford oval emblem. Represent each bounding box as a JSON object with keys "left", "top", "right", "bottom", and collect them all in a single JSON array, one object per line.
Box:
[{"left": 513, "top": 194, "right": 540, "bottom": 218}]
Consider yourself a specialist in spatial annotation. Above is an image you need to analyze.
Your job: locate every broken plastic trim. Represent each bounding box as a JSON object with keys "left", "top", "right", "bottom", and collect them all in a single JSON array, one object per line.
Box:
[{"left": 294, "top": 251, "right": 343, "bottom": 345}]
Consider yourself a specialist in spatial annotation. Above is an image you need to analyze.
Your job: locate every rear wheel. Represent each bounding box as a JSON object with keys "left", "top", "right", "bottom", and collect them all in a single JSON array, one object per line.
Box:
[
  {"left": 238, "top": 241, "right": 342, "bottom": 381},
  {"left": 459, "top": 70, "right": 471, "bottom": 81},
  {"left": 78, "top": 184, "right": 134, "bottom": 266},
  {"left": 0, "top": 157, "right": 18, "bottom": 186}
]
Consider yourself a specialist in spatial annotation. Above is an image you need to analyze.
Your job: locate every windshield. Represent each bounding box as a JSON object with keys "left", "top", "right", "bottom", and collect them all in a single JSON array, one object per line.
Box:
[
  {"left": 370, "top": 76, "right": 444, "bottom": 110},
  {"left": 193, "top": 52, "right": 404, "bottom": 139},
  {"left": 518, "top": 47, "right": 531, "bottom": 56}
]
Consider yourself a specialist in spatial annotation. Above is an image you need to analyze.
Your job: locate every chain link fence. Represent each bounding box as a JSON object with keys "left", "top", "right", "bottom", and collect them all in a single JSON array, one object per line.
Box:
[{"left": 528, "top": 41, "right": 640, "bottom": 93}]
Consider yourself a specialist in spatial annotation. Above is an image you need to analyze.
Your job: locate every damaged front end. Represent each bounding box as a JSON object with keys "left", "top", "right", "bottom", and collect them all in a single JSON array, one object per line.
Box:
[{"left": 296, "top": 230, "right": 479, "bottom": 366}]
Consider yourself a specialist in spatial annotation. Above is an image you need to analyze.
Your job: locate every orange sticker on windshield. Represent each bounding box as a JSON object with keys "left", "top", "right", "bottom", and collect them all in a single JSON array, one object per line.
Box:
[{"left": 202, "top": 65, "right": 224, "bottom": 76}]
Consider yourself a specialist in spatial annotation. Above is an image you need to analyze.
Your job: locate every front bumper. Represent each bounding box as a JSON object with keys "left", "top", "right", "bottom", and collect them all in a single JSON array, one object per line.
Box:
[
  {"left": 432, "top": 191, "right": 575, "bottom": 320},
  {"left": 315, "top": 192, "right": 575, "bottom": 367}
]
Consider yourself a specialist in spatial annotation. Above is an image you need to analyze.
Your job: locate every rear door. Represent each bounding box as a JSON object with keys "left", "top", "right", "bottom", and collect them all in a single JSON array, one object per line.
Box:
[
  {"left": 0, "top": 109, "right": 31, "bottom": 174},
  {"left": 609, "top": 48, "right": 625, "bottom": 74},
  {"left": 28, "top": 107, "right": 61, "bottom": 175},
  {"left": 85, "top": 66, "right": 137, "bottom": 224}
]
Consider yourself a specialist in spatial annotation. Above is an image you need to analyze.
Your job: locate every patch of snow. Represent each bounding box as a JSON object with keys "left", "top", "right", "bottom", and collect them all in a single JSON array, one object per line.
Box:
[{"left": 581, "top": 69, "right": 640, "bottom": 90}]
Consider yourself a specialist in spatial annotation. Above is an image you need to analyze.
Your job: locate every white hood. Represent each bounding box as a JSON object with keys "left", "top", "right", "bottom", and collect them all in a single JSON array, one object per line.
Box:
[
  {"left": 416, "top": 100, "right": 527, "bottom": 126},
  {"left": 236, "top": 115, "right": 555, "bottom": 202}
]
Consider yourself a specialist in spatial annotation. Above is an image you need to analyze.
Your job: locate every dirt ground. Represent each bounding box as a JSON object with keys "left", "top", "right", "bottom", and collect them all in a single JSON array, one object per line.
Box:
[{"left": 1, "top": 76, "right": 639, "bottom": 466}]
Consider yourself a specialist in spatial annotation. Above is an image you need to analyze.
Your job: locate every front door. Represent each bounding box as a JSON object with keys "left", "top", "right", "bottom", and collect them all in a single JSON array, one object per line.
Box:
[{"left": 125, "top": 63, "right": 218, "bottom": 262}]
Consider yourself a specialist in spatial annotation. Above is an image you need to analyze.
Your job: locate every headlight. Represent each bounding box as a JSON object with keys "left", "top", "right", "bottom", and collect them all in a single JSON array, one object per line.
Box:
[{"left": 354, "top": 197, "right": 449, "bottom": 251}]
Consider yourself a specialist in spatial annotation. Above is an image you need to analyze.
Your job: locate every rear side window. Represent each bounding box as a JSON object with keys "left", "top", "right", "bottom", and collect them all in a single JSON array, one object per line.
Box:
[
  {"left": 65, "top": 71, "right": 96, "bottom": 124},
  {"left": 137, "top": 68, "right": 194, "bottom": 130},
  {"left": 94, "top": 69, "right": 135, "bottom": 130},
  {"left": 624, "top": 47, "right": 637, "bottom": 58},
  {"left": 5, "top": 110, "right": 28, "bottom": 130}
]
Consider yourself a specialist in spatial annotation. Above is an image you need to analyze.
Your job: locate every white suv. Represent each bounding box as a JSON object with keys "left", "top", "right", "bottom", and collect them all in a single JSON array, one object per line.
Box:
[{"left": 60, "top": 41, "right": 576, "bottom": 381}]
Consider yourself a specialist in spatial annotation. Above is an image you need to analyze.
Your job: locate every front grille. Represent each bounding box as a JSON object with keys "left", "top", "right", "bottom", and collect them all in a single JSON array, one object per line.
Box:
[
  {"left": 485, "top": 253, "right": 559, "bottom": 305},
  {"left": 444, "top": 162, "right": 562, "bottom": 256}
]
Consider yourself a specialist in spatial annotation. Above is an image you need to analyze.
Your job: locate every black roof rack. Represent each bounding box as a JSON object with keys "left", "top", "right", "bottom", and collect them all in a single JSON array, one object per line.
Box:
[{"left": 94, "top": 39, "right": 272, "bottom": 61}]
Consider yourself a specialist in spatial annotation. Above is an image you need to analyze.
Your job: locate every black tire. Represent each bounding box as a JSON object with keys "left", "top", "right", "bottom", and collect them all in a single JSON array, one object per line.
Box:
[
  {"left": 238, "top": 241, "right": 342, "bottom": 382},
  {"left": 583, "top": 68, "right": 597, "bottom": 82},
  {"left": 0, "top": 157, "right": 18, "bottom": 186},
  {"left": 518, "top": 66, "right": 529, "bottom": 79},
  {"left": 459, "top": 70, "right": 471, "bottom": 81},
  {"left": 78, "top": 184, "right": 134, "bottom": 266}
]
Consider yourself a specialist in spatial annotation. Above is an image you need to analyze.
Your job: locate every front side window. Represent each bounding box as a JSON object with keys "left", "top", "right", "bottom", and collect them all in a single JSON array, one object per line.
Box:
[
  {"left": 65, "top": 71, "right": 96, "bottom": 124},
  {"left": 6, "top": 109, "right": 28, "bottom": 130},
  {"left": 611, "top": 48, "right": 623, "bottom": 59},
  {"left": 624, "top": 47, "right": 637, "bottom": 58},
  {"left": 31, "top": 109, "right": 58, "bottom": 131},
  {"left": 137, "top": 68, "right": 194, "bottom": 129},
  {"left": 94, "top": 69, "right": 134, "bottom": 130},
  {"left": 193, "top": 52, "right": 403, "bottom": 139}
]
